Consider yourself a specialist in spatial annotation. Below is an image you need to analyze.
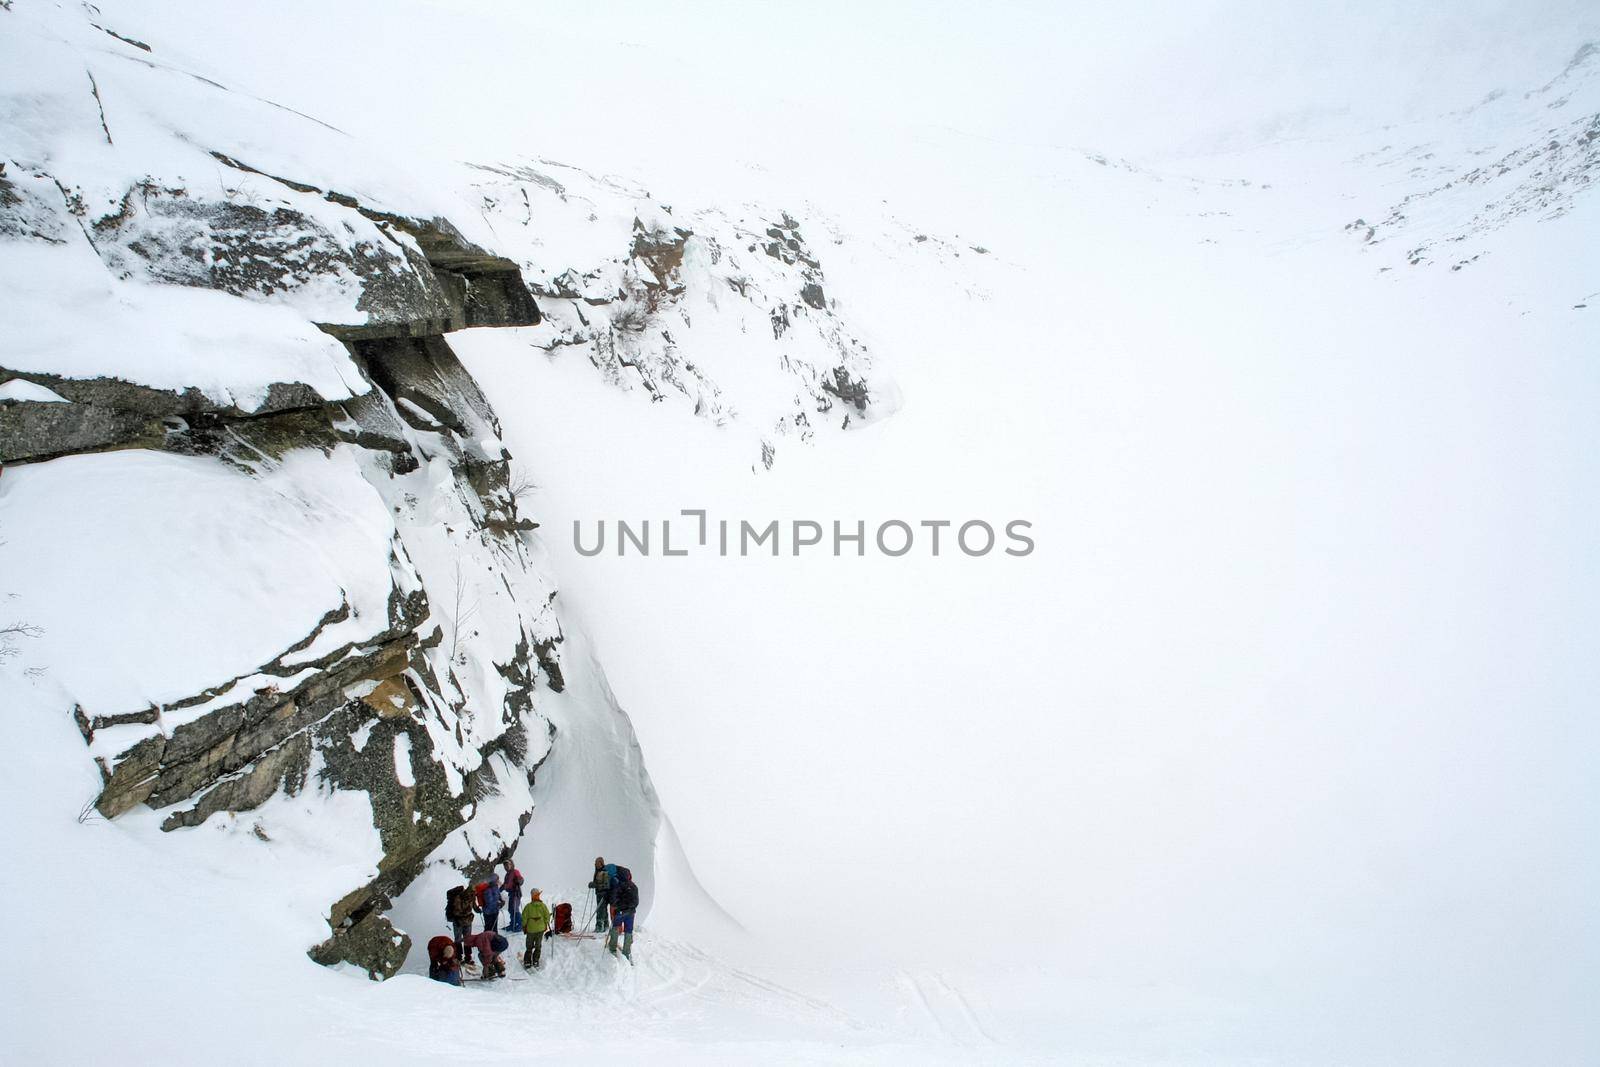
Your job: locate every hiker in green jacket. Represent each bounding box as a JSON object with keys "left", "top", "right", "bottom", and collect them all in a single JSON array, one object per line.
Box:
[{"left": 520, "top": 888, "right": 552, "bottom": 969}]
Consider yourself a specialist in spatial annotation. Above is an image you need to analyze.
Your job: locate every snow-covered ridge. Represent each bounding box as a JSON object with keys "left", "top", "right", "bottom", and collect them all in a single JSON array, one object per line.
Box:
[{"left": 1340, "top": 41, "right": 1600, "bottom": 270}]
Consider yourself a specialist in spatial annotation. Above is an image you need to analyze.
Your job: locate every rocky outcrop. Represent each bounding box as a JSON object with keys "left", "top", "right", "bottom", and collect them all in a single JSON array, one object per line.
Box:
[
  {"left": 469, "top": 160, "right": 884, "bottom": 468},
  {"left": 309, "top": 910, "right": 410, "bottom": 982},
  {"left": 202, "top": 152, "right": 542, "bottom": 337},
  {"left": 8, "top": 115, "right": 557, "bottom": 979},
  {"left": 0, "top": 372, "right": 335, "bottom": 465},
  {"left": 1, "top": 147, "right": 542, "bottom": 469},
  {"left": 48, "top": 311, "right": 555, "bottom": 978}
]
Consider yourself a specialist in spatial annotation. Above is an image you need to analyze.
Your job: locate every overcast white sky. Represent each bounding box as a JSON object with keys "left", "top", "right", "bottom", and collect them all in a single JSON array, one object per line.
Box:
[{"left": 114, "top": 0, "right": 1600, "bottom": 172}]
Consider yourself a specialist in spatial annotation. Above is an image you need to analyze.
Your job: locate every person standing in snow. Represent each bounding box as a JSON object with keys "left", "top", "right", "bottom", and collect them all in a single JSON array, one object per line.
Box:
[
  {"left": 503, "top": 859, "right": 525, "bottom": 933},
  {"left": 445, "top": 883, "right": 477, "bottom": 962},
  {"left": 606, "top": 868, "right": 639, "bottom": 961},
  {"left": 481, "top": 872, "right": 504, "bottom": 935},
  {"left": 520, "top": 888, "right": 552, "bottom": 969},
  {"left": 588, "top": 857, "right": 611, "bottom": 933},
  {"left": 463, "top": 931, "right": 509, "bottom": 979}
]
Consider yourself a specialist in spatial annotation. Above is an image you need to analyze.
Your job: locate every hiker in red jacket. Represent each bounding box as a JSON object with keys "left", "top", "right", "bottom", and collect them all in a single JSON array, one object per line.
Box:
[
  {"left": 463, "top": 931, "right": 508, "bottom": 979},
  {"left": 426, "top": 935, "right": 462, "bottom": 986},
  {"left": 503, "top": 859, "right": 526, "bottom": 932}
]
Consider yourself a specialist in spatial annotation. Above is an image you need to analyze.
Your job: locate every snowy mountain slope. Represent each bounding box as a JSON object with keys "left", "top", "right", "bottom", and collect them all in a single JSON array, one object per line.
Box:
[
  {"left": 431, "top": 32, "right": 1599, "bottom": 1064},
  {"left": 1342, "top": 42, "right": 1600, "bottom": 271}
]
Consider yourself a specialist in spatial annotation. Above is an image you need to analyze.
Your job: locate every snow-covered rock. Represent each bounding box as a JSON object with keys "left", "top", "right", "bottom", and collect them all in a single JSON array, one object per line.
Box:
[{"left": 0, "top": 0, "right": 676, "bottom": 981}]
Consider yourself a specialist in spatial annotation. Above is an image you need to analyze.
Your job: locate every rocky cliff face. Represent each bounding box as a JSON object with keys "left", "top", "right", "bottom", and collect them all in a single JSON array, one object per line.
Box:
[
  {"left": 3, "top": 155, "right": 563, "bottom": 977},
  {"left": 0, "top": 1, "right": 650, "bottom": 980},
  {"left": 466, "top": 161, "right": 883, "bottom": 468}
]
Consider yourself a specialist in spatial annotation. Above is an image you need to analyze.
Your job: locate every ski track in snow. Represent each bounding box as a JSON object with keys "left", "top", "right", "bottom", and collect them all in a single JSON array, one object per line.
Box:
[
  {"left": 894, "top": 970, "right": 999, "bottom": 1048},
  {"left": 406, "top": 930, "right": 923, "bottom": 1059}
]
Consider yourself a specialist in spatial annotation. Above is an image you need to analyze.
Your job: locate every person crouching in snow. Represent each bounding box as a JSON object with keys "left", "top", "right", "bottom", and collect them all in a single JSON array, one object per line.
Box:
[
  {"left": 520, "top": 888, "right": 552, "bottom": 969},
  {"left": 464, "top": 931, "right": 509, "bottom": 979},
  {"left": 480, "top": 873, "right": 504, "bottom": 934},
  {"left": 606, "top": 868, "right": 639, "bottom": 961},
  {"left": 426, "top": 935, "right": 462, "bottom": 986}
]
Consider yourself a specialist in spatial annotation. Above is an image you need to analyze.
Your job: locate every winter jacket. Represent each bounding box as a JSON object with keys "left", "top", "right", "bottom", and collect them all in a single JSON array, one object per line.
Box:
[
  {"left": 589, "top": 868, "right": 611, "bottom": 894},
  {"left": 426, "top": 935, "right": 462, "bottom": 985},
  {"left": 445, "top": 887, "right": 476, "bottom": 923},
  {"left": 463, "top": 930, "right": 504, "bottom": 965},
  {"left": 609, "top": 876, "right": 639, "bottom": 914},
  {"left": 521, "top": 899, "right": 552, "bottom": 935},
  {"left": 482, "top": 883, "right": 504, "bottom": 914}
]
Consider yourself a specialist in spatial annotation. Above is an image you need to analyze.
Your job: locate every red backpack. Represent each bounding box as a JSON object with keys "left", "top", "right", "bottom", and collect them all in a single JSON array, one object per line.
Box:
[
  {"left": 552, "top": 902, "right": 573, "bottom": 934},
  {"left": 474, "top": 882, "right": 488, "bottom": 908}
]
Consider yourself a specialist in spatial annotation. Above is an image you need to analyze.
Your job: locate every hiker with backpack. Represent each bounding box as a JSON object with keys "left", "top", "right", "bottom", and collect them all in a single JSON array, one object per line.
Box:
[
  {"left": 463, "top": 931, "right": 509, "bottom": 980},
  {"left": 503, "top": 859, "right": 526, "bottom": 933},
  {"left": 606, "top": 866, "right": 639, "bottom": 961},
  {"left": 445, "top": 883, "right": 477, "bottom": 961},
  {"left": 426, "top": 935, "right": 463, "bottom": 986},
  {"left": 479, "top": 873, "right": 505, "bottom": 935},
  {"left": 588, "top": 857, "right": 611, "bottom": 933},
  {"left": 520, "top": 888, "right": 551, "bottom": 969}
]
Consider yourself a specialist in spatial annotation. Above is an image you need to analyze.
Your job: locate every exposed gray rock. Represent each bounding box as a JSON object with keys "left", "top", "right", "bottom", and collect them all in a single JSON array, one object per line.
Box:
[
  {"left": 160, "top": 732, "right": 311, "bottom": 831},
  {"left": 0, "top": 367, "right": 341, "bottom": 466},
  {"left": 354, "top": 334, "right": 503, "bottom": 443},
  {"left": 308, "top": 908, "right": 410, "bottom": 981},
  {"left": 94, "top": 186, "right": 453, "bottom": 324},
  {"left": 0, "top": 165, "right": 69, "bottom": 244},
  {"left": 0, "top": 397, "right": 164, "bottom": 463},
  {"left": 88, "top": 587, "right": 428, "bottom": 819}
]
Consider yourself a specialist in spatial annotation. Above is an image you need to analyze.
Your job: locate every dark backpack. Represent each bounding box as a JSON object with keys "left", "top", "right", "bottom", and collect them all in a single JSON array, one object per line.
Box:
[
  {"left": 446, "top": 886, "right": 471, "bottom": 922},
  {"left": 613, "top": 879, "right": 639, "bottom": 913},
  {"left": 552, "top": 902, "right": 573, "bottom": 933},
  {"left": 613, "top": 865, "right": 632, "bottom": 885}
]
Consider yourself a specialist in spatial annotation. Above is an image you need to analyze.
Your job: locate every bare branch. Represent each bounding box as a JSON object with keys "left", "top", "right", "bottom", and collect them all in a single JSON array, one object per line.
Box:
[{"left": 446, "top": 562, "right": 480, "bottom": 667}]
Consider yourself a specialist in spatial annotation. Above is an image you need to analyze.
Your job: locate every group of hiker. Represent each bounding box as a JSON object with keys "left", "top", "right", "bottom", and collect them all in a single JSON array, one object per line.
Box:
[{"left": 425, "top": 854, "right": 639, "bottom": 986}]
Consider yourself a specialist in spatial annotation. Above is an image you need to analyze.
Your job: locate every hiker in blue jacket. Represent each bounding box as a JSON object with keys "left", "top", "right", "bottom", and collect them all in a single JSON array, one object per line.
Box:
[
  {"left": 606, "top": 867, "right": 639, "bottom": 961},
  {"left": 481, "top": 872, "right": 504, "bottom": 935}
]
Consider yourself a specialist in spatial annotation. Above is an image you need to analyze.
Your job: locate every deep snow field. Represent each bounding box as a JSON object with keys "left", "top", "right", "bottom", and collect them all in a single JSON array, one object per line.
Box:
[{"left": 4, "top": 1, "right": 1599, "bottom": 1063}]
